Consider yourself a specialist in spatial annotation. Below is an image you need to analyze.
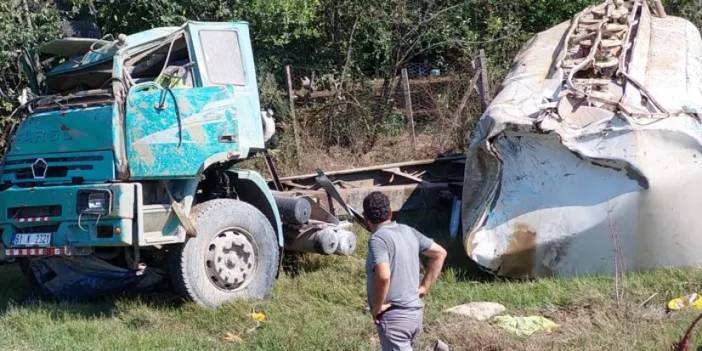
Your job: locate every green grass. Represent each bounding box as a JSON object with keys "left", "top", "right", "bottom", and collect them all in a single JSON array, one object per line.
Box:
[{"left": 0, "top": 226, "right": 701, "bottom": 350}]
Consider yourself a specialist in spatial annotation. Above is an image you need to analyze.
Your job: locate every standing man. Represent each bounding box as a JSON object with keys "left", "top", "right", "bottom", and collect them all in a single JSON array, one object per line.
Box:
[{"left": 364, "top": 191, "right": 447, "bottom": 351}]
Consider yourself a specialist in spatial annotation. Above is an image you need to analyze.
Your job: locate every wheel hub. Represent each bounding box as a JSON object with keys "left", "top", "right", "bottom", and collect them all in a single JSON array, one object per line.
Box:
[{"left": 205, "top": 228, "right": 257, "bottom": 291}]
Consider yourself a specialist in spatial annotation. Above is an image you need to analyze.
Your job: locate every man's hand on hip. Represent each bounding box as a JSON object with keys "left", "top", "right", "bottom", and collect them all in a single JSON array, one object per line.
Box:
[
  {"left": 418, "top": 243, "right": 447, "bottom": 297},
  {"left": 418, "top": 285, "right": 427, "bottom": 298},
  {"left": 372, "top": 303, "right": 392, "bottom": 324}
]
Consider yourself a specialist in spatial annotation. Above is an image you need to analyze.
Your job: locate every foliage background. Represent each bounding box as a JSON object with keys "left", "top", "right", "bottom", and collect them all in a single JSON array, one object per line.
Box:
[
  {"left": 0, "top": 0, "right": 611, "bottom": 112},
  {"left": 0, "top": 0, "right": 700, "bottom": 171}
]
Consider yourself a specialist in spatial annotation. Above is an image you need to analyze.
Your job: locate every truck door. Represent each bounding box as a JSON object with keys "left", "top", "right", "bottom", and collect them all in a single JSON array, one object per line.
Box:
[
  {"left": 186, "top": 22, "right": 265, "bottom": 155},
  {"left": 124, "top": 23, "right": 261, "bottom": 178}
]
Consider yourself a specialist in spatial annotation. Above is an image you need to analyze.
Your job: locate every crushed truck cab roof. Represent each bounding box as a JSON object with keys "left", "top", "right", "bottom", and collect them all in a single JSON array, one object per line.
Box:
[
  {"left": 42, "top": 27, "right": 180, "bottom": 76},
  {"left": 462, "top": 0, "right": 702, "bottom": 277}
]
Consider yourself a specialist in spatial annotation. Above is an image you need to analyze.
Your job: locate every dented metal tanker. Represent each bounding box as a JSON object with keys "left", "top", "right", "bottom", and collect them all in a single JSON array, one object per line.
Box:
[{"left": 461, "top": 0, "right": 702, "bottom": 277}]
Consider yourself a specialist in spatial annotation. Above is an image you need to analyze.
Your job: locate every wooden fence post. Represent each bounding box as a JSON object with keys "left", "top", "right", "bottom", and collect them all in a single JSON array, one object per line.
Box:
[
  {"left": 453, "top": 71, "right": 481, "bottom": 125},
  {"left": 401, "top": 68, "right": 417, "bottom": 157},
  {"left": 285, "top": 65, "right": 302, "bottom": 161},
  {"left": 478, "top": 49, "right": 491, "bottom": 110}
]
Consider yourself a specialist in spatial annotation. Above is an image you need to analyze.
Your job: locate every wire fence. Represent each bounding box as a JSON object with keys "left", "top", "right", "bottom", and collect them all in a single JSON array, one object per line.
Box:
[{"left": 279, "top": 51, "right": 492, "bottom": 158}]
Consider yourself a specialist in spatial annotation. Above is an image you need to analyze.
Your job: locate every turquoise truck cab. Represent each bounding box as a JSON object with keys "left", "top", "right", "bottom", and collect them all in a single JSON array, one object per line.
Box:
[{"left": 0, "top": 22, "right": 284, "bottom": 306}]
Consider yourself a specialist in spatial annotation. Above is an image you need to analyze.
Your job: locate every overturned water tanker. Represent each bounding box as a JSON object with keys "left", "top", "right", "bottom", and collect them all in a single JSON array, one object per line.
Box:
[{"left": 461, "top": 0, "right": 702, "bottom": 277}]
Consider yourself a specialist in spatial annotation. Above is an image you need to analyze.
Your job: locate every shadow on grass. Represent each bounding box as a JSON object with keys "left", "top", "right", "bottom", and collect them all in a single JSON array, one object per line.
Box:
[
  {"left": 278, "top": 207, "right": 497, "bottom": 282},
  {"left": 281, "top": 251, "right": 309, "bottom": 277},
  {"left": 281, "top": 248, "right": 362, "bottom": 278},
  {"left": 0, "top": 263, "right": 182, "bottom": 320}
]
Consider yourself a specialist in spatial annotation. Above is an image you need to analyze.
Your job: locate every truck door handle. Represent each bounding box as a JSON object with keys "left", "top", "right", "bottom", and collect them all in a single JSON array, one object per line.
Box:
[{"left": 219, "top": 135, "right": 237, "bottom": 143}]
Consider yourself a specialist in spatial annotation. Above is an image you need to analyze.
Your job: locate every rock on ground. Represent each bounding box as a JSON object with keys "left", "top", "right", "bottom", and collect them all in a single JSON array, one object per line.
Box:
[{"left": 444, "top": 302, "right": 506, "bottom": 321}]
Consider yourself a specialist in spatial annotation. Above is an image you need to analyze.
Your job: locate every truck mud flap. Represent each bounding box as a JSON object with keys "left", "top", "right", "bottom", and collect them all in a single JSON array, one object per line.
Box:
[{"left": 28, "top": 256, "right": 164, "bottom": 301}]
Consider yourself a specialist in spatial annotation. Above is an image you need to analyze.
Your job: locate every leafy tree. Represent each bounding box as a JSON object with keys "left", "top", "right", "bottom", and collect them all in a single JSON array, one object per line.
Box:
[
  {"left": 0, "top": 0, "right": 61, "bottom": 112},
  {"left": 92, "top": 0, "right": 321, "bottom": 73}
]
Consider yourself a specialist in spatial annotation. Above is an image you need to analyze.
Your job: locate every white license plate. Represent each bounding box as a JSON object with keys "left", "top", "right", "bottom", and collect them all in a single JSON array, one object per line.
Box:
[{"left": 12, "top": 233, "right": 52, "bottom": 247}]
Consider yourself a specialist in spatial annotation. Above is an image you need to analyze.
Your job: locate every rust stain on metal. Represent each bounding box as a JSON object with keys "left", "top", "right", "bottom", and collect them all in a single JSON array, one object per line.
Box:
[
  {"left": 274, "top": 156, "right": 465, "bottom": 212},
  {"left": 498, "top": 223, "right": 536, "bottom": 278},
  {"left": 287, "top": 183, "right": 448, "bottom": 214}
]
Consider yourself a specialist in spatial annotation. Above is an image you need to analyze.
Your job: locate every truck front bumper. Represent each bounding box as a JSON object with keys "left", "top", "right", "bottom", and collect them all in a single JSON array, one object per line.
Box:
[{"left": 0, "top": 183, "right": 138, "bottom": 252}]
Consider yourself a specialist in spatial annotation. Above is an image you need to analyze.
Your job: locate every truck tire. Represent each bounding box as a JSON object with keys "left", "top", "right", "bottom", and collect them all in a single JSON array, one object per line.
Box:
[{"left": 169, "top": 199, "right": 279, "bottom": 307}]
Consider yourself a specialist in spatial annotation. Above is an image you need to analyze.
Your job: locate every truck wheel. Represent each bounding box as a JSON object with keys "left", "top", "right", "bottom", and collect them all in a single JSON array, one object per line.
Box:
[{"left": 169, "top": 199, "right": 279, "bottom": 307}]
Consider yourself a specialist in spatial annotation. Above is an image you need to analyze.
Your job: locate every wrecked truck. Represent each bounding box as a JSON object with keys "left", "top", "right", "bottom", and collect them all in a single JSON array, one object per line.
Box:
[
  {"left": 0, "top": 21, "right": 356, "bottom": 306},
  {"left": 461, "top": 0, "right": 702, "bottom": 277}
]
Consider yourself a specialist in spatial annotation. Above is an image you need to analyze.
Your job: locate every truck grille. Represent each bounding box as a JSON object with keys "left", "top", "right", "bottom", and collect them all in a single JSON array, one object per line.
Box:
[
  {"left": 0, "top": 152, "right": 114, "bottom": 186},
  {"left": 16, "top": 225, "right": 59, "bottom": 233},
  {"left": 10, "top": 165, "right": 93, "bottom": 179},
  {"left": 2, "top": 155, "right": 104, "bottom": 166},
  {"left": 3, "top": 155, "right": 101, "bottom": 180},
  {"left": 8, "top": 205, "right": 62, "bottom": 219}
]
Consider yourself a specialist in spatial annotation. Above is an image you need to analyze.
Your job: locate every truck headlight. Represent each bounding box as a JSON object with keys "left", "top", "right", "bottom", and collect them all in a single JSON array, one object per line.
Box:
[
  {"left": 77, "top": 189, "right": 112, "bottom": 215},
  {"left": 89, "top": 192, "right": 107, "bottom": 210}
]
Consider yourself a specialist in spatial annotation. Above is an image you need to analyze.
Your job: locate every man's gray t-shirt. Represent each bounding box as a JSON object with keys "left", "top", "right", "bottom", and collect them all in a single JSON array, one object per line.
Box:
[{"left": 366, "top": 222, "right": 434, "bottom": 309}]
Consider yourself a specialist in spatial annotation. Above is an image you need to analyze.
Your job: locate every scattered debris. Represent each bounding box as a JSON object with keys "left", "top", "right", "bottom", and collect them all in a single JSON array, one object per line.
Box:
[
  {"left": 639, "top": 292, "right": 659, "bottom": 307},
  {"left": 249, "top": 312, "right": 267, "bottom": 322},
  {"left": 222, "top": 332, "right": 243, "bottom": 343},
  {"left": 493, "top": 315, "right": 560, "bottom": 336},
  {"left": 246, "top": 310, "right": 267, "bottom": 334},
  {"left": 221, "top": 311, "right": 267, "bottom": 343},
  {"left": 28, "top": 256, "right": 163, "bottom": 301},
  {"left": 430, "top": 339, "right": 450, "bottom": 351},
  {"left": 668, "top": 294, "right": 702, "bottom": 311},
  {"left": 444, "top": 302, "right": 506, "bottom": 321}
]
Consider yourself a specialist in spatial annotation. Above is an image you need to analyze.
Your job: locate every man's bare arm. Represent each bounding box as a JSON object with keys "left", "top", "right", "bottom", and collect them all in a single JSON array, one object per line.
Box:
[
  {"left": 418, "top": 243, "right": 447, "bottom": 296},
  {"left": 371, "top": 263, "right": 391, "bottom": 318}
]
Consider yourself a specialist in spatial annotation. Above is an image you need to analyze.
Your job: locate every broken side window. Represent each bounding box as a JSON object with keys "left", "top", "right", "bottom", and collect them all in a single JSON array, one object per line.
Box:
[
  {"left": 41, "top": 38, "right": 118, "bottom": 96},
  {"left": 129, "top": 35, "right": 193, "bottom": 88},
  {"left": 46, "top": 62, "right": 113, "bottom": 94}
]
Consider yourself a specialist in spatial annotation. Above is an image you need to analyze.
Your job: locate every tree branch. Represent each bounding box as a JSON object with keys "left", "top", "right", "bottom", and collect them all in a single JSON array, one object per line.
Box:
[
  {"left": 339, "top": 17, "right": 359, "bottom": 89},
  {"left": 401, "top": 3, "right": 463, "bottom": 43}
]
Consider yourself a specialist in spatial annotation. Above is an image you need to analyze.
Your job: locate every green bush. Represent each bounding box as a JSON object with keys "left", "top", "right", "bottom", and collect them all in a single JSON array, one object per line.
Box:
[{"left": 0, "top": 1, "right": 61, "bottom": 113}]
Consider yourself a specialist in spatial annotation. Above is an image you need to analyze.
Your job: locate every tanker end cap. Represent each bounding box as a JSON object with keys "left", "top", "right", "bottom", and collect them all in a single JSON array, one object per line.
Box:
[
  {"left": 274, "top": 195, "right": 311, "bottom": 226},
  {"left": 283, "top": 225, "right": 357, "bottom": 256},
  {"left": 334, "top": 229, "right": 357, "bottom": 256}
]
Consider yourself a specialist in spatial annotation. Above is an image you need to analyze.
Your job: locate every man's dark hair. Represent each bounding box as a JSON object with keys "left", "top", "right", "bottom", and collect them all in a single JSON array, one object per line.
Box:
[{"left": 363, "top": 191, "right": 391, "bottom": 224}]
